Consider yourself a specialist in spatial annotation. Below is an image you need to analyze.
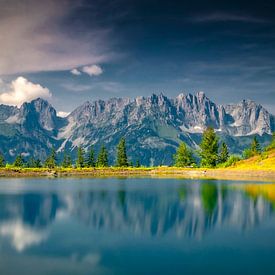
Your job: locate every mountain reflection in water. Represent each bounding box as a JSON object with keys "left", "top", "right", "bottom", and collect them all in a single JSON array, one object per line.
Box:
[{"left": 0, "top": 178, "right": 275, "bottom": 253}]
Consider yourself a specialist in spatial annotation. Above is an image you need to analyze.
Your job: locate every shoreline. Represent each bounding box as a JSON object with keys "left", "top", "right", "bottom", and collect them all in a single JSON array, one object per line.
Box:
[{"left": 0, "top": 167, "right": 274, "bottom": 182}]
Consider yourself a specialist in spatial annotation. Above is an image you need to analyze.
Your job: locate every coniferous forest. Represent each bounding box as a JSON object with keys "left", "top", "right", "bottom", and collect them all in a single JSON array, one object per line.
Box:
[{"left": 1, "top": 129, "right": 274, "bottom": 169}]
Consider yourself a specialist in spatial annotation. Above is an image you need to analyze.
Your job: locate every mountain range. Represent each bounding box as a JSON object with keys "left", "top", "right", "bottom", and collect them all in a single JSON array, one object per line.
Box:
[{"left": 0, "top": 92, "right": 274, "bottom": 165}]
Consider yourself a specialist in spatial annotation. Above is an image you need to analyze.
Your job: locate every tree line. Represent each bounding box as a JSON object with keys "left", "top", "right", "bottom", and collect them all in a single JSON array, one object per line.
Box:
[
  {"left": 174, "top": 127, "right": 275, "bottom": 168},
  {"left": 0, "top": 138, "right": 134, "bottom": 169},
  {"left": 0, "top": 129, "right": 274, "bottom": 168}
]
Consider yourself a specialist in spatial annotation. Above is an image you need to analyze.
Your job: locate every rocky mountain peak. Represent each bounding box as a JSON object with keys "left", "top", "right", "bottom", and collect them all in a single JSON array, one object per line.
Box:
[
  {"left": 0, "top": 92, "right": 273, "bottom": 165},
  {"left": 19, "top": 98, "right": 58, "bottom": 132},
  {"left": 196, "top": 91, "right": 206, "bottom": 101}
]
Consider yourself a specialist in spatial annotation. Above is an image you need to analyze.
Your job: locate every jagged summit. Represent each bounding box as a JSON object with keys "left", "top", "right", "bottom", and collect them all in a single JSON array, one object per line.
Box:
[{"left": 0, "top": 92, "right": 273, "bottom": 165}]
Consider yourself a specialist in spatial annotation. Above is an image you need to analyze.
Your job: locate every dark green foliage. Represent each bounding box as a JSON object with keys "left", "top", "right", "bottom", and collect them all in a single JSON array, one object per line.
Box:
[
  {"left": 242, "top": 136, "right": 262, "bottom": 159},
  {"left": 219, "top": 142, "right": 229, "bottom": 163},
  {"left": 174, "top": 142, "right": 194, "bottom": 167},
  {"left": 266, "top": 132, "right": 275, "bottom": 150},
  {"left": 96, "top": 145, "right": 109, "bottom": 167},
  {"left": 135, "top": 160, "right": 141, "bottom": 167},
  {"left": 27, "top": 157, "right": 42, "bottom": 168},
  {"left": 86, "top": 146, "right": 95, "bottom": 167},
  {"left": 223, "top": 155, "right": 241, "bottom": 167},
  {"left": 0, "top": 153, "right": 5, "bottom": 167},
  {"left": 61, "top": 153, "right": 72, "bottom": 168},
  {"left": 116, "top": 138, "right": 128, "bottom": 167},
  {"left": 199, "top": 127, "right": 219, "bottom": 167},
  {"left": 251, "top": 136, "right": 261, "bottom": 154},
  {"left": 242, "top": 148, "right": 254, "bottom": 159},
  {"left": 76, "top": 146, "right": 85, "bottom": 168},
  {"left": 44, "top": 147, "right": 57, "bottom": 168},
  {"left": 13, "top": 154, "right": 25, "bottom": 167}
]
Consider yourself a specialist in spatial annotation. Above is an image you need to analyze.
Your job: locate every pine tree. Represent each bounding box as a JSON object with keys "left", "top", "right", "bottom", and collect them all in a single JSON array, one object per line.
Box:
[
  {"left": 266, "top": 132, "right": 275, "bottom": 150},
  {"left": 0, "top": 153, "right": 5, "bottom": 167},
  {"left": 34, "top": 158, "right": 42, "bottom": 168},
  {"left": 66, "top": 155, "right": 72, "bottom": 168},
  {"left": 61, "top": 153, "right": 72, "bottom": 168},
  {"left": 199, "top": 127, "right": 219, "bottom": 167},
  {"left": 135, "top": 159, "right": 141, "bottom": 168},
  {"left": 174, "top": 142, "right": 194, "bottom": 167},
  {"left": 251, "top": 136, "right": 261, "bottom": 154},
  {"left": 219, "top": 142, "right": 229, "bottom": 163},
  {"left": 96, "top": 145, "right": 109, "bottom": 167},
  {"left": 116, "top": 138, "right": 128, "bottom": 167},
  {"left": 76, "top": 146, "right": 85, "bottom": 168},
  {"left": 13, "top": 154, "right": 24, "bottom": 167},
  {"left": 27, "top": 157, "right": 41, "bottom": 168},
  {"left": 86, "top": 146, "right": 95, "bottom": 167},
  {"left": 44, "top": 147, "right": 57, "bottom": 168}
]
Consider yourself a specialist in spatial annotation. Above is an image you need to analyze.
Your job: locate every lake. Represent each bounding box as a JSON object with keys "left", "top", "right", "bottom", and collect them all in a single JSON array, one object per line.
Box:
[{"left": 0, "top": 177, "right": 275, "bottom": 275}]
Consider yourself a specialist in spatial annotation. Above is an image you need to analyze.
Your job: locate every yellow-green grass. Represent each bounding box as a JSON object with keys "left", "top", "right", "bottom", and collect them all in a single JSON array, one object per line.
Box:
[
  {"left": 0, "top": 149, "right": 274, "bottom": 180},
  {"left": 227, "top": 149, "right": 275, "bottom": 171}
]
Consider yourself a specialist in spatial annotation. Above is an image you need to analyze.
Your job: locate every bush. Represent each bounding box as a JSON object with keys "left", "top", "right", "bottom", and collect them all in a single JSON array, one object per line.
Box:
[
  {"left": 220, "top": 155, "right": 241, "bottom": 167},
  {"left": 242, "top": 148, "right": 254, "bottom": 159},
  {"left": 266, "top": 132, "right": 275, "bottom": 151}
]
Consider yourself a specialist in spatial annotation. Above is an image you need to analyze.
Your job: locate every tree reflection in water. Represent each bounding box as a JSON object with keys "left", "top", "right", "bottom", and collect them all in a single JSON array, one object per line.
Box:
[{"left": 0, "top": 179, "right": 275, "bottom": 252}]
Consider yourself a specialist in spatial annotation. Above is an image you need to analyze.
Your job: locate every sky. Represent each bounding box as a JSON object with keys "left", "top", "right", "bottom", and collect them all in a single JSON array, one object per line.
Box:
[{"left": 0, "top": 0, "right": 274, "bottom": 115}]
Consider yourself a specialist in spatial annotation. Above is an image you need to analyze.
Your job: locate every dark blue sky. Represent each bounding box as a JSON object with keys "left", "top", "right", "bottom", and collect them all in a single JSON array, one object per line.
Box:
[{"left": 0, "top": 0, "right": 274, "bottom": 114}]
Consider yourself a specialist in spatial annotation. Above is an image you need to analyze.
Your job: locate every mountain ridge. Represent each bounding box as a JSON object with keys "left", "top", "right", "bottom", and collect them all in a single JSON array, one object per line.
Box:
[{"left": 0, "top": 92, "right": 274, "bottom": 165}]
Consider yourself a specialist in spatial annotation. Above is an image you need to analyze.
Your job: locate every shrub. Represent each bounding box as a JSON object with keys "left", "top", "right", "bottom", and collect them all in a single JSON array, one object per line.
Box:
[{"left": 221, "top": 155, "right": 241, "bottom": 167}]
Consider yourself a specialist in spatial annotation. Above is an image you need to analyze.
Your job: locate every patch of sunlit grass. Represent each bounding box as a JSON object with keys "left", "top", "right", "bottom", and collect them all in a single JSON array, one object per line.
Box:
[{"left": 227, "top": 149, "right": 275, "bottom": 171}]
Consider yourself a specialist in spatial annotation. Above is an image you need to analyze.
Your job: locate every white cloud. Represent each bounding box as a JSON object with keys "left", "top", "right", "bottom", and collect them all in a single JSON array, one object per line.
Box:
[
  {"left": 57, "top": 111, "right": 70, "bottom": 118},
  {"left": 0, "top": 77, "right": 52, "bottom": 107},
  {"left": 82, "top": 65, "right": 103, "bottom": 76},
  {"left": 70, "top": 68, "right": 81, "bottom": 76}
]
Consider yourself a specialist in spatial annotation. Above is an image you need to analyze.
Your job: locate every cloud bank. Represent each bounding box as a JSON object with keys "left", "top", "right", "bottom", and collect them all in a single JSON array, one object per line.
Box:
[
  {"left": 0, "top": 1, "right": 114, "bottom": 75},
  {"left": 0, "top": 77, "right": 52, "bottom": 107}
]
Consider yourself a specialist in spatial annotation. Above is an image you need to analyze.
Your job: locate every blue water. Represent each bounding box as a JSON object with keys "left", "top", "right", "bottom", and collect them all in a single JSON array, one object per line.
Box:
[{"left": 0, "top": 177, "right": 275, "bottom": 275}]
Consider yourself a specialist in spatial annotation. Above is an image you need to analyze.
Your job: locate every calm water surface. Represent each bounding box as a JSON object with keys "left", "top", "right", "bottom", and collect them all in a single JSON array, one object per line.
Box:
[{"left": 0, "top": 177, "right": 275, "bottom": 275}]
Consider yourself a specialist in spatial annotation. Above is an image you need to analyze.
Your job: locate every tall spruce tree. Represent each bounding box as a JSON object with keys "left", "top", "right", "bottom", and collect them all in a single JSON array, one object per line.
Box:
[
  {"left": 13, "top": 154, "right": 24, "bottom": 167},
  {"left": 251, "top": 136, "right": 261, "bottom": 154},
  {"left": 135, "top": 160, "right": 141, "bottom": 168},
  {"left": 219, "top": 142, "right": 229, "bottom": 163},
  {"left": 174, "top": 142, "right": 194, "bottom": 167},
  {"left": 0, "top": 153, "right": 5, "bottom": 167},
  {"left": 116, "top": 138, "right": 128, "bottom": 167},
  {"left": 76, "top": 146, "right": 85, "bottom": 168},
  {"left": 86, "top": 146, "right": 95, "bottom": 167},
  {"left": 266, "top": 132, "right": 275, "bottom": 150},
  {"left": 96, "top": 145, "right": 109, "bottom": 167},
  {"left": 34, "top": 158, "right": 42, "bottom": 168},
  {"left": 61, "top": 153, "right": 72, "bottom": 168},
  {"left": 44, "top": 147, "right": 57, "bottom": 168},
  {"left": 199, "top": 127, "right": 219, "bottom": 167},
  {"left": 27, "top": 157, "right": 42, "bottom": 168}
]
